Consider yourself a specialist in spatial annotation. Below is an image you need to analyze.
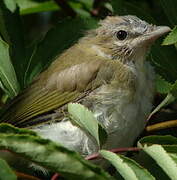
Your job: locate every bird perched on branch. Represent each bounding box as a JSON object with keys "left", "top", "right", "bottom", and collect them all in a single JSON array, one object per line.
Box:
[{"left": 1, "top": 15, "right": 170, "bottom": 156}]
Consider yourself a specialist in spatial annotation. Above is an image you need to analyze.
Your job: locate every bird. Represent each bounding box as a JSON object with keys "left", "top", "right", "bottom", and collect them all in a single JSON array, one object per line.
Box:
[{"left": 1, "top": 15, "right": 170, "bottom": 157}]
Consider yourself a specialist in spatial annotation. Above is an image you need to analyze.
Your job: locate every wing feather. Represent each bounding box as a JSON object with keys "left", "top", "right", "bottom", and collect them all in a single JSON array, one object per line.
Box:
[{"left": 0, "top": 58, "right": 107, "bottom": 127}]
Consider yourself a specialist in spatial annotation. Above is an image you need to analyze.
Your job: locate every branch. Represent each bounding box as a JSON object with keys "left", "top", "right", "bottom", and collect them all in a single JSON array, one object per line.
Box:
[{"left": 146, "top": 119, "right": 177, "bottom": 132}]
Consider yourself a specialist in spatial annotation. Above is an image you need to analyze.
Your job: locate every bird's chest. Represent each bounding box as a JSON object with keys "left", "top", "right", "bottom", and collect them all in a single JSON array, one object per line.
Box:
[
  {"left": 85, "top": 62, "right": 155, "bottom": 149},
  {"left": 90, "top": 63, "right": 153, "bottom": 124}
]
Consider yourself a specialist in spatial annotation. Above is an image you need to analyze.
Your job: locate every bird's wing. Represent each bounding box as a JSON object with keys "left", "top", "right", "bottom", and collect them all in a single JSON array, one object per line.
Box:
[
  {"left": 0, "top": 59, "right": 111, "bottom": 128},
  {"left": 2, "top": 89, "right": 81, "bottom": 127}
]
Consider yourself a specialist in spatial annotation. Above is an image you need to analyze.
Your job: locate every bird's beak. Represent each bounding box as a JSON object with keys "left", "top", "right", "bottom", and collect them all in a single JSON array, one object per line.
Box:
[{"left": 141, "top": 26, "right": 171, "bottom": 45}]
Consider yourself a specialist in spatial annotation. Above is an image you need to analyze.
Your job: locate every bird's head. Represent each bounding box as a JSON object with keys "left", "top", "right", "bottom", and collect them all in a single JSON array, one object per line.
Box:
[{"left": 88, "top": 15, "right": 170, "bottom": 64}]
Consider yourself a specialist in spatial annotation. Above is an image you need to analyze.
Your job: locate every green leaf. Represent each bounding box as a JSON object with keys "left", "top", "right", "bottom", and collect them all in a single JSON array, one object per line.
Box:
[
  {"left": 155, "top": 74, "right": 172, "bottom": 94},
  {"left": 0, "top": 124, "right": 111, "bottom": 180},
  {"left": 159, "top": 0, "right": 177, "bottom": 26},
  {"left": 68, "top": 103, "right": 107, "bottom": 148},
  {"left": 161, "top": 146, "right": 177, "bottom": 155},
  {"left": 148, "top": 93, "right": 175, "bottom": 119},
  {"left": 0, "top": 158, "right": 17, "bottom": 180},
  {"left": 170, "top": 153, "right": 177, "bottom": 164},
  {"left": 24, "top": 17, "right": 98, "bottom": 85},
  {"left": 171, "top": 80, "right": 177, "bottom": 98},
  {"left": 98, "top": 124, "right": 108, "bottom": 147},
  {"left": 111, "top": 0, "right": 155, "bottom": 23},
  {"left": 16, "top": 0, "right": 59, "bottom": 15},
  {"left": 0, "top": 0, "right": 26, "bottom": 88},
  {"left": 100, "top": 150, "right": 155, "bottom": 180},
  {"left": 162, "top": 26, "right": 177, "bottom": 45},
  {"left": 149, "top": 79, "right": 177, "bottom": 118},
  {"left": 0, "top": 123, "right": 37, "bottom": 136},
  {"left": 100, "top": 150, "right": 137, "bottom": 180},
  {"left": 151, "top": 40, "right": 177, "bottom": 82},
  {"left": 111, "top": 0, "right": 124, "bottom": 15},
  {"left": 139, "top": 135, "right": 177, "bottom": 146},
  {"left": 143, "top": 144, "right": 177, "bottom": 180},
  {"left": 3, "top": 0, "right": 16, "bottom": 12},
  {"left": 69, "top": 1, "right": 91, "bottom": 17},
  {"left": 0, "top": 38, "right": 20, "bottom": 98},
  {"left": 151, "top": 41, "right": 177, "bottom": 111},
  {"left": 76, "top": 0, "right": 93, "bottom": 10},
  {"left": 138, "top": 137, "right": 177, "bottom": 162}
]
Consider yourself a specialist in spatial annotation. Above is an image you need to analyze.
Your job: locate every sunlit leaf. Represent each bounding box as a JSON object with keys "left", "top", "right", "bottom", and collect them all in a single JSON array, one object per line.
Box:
[
  {"left": 0, "top": 123, "right": 111, "bottom": 180},
  {"left": 100, "top": 150, "right": 155, "bottom": 180},
  {"left": 3, "top": 0, "right": 16, "bottom": 12},
  {"left": 162, "top": 26, "right": 177, "bottom": 45},
  {"left": 16, "top": 0, "right": 59, "bottom": 15},
  {"left": 143, "top": 145, "right": 177, "bottom": 180},
  {"left": 0, "top": 123, "right": 37, "bottom": 136},
  {"left": 68, "top": 103, "right": 107, "bottom": 148}
]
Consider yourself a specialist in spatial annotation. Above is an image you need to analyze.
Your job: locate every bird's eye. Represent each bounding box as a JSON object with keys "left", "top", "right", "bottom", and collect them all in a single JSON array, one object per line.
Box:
[{"left": 116, "top": 30, "right": 127, "bottom": 40}]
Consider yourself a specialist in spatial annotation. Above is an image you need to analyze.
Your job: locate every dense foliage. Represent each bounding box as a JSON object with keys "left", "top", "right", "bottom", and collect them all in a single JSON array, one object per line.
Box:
[{"left": 0, "top": 0, "right": 177, "bottom": 179}]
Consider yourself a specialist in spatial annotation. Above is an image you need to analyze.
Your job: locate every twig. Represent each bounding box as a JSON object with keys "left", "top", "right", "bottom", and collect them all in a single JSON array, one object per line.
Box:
[
  {"left": 85, "top": 152, "right": 99, "bottom": 160},
  {"left": 54, "top": 0, "right": 76, "bottom": 17},
  {"left": 146, "top": 119, "right": 177, "bottom": 132},
  {"left": 51, "top": 173, "right": 60, "bottom": 180},
  {"left": 85, "top": 147, "right": 140, "bottom": 160}
]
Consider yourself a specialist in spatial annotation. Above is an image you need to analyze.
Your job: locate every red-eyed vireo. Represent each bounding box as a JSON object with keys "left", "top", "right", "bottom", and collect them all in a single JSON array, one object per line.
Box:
[{"left": 1, "top": 15, "right": 170, "bottom": 156}]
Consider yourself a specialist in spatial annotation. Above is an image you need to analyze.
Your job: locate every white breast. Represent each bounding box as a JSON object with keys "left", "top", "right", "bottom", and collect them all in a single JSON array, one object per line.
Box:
[{"left": 104, "top": 61, "right": 154, "bottom": 150}]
